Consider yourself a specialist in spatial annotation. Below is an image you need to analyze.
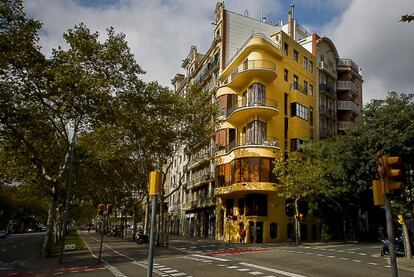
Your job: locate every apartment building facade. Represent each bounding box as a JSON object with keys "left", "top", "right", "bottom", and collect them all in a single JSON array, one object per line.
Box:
[{"left": 166, "top": 2, "right": 362, "bottom": 243}]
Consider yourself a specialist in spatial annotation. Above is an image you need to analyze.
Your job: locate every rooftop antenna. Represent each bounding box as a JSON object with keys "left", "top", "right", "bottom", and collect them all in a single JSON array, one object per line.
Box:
[{"left": 244, "top": 9, "right": 249, "bottom": 17}]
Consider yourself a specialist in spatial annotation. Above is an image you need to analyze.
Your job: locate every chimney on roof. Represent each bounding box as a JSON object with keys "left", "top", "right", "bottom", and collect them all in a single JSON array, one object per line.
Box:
[
  {"left": 288, "top": 4, "right": 296, "bottom": 40},
  {"left": 262, "top": 17, "right": 267, "bottom": 23},
  {"left": 288, "top": 11, "right": 293, "bottom": 38}
]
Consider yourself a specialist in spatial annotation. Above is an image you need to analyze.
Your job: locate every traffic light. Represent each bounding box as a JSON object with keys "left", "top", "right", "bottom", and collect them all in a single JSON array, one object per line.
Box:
[
  {"left": 397, "top": 214, "right": 404, "bottom": 225},
  {"left": 372, "top": 179, "right": 385, "bottom": 206},
  {"left": 106, "top": 204, "right": 113, "bottom": 215},
  {"left": 383, "top": 155, "right": 404, "bottom": 191},
  {"left": 98, "top": 204, "right": 106, "bottom": 215}
]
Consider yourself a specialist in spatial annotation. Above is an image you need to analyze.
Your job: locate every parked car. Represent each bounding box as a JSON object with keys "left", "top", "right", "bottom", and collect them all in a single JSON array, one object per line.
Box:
[{"left": 0, "top": 230, "right": 6, "bottom": 239}]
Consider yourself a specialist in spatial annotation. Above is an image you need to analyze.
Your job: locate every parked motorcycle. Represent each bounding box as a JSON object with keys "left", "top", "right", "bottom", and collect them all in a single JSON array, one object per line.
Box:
[
  {"left": 381, "top": 236, "right": 405, "bottom": 257},
  {"left": 135, "top": 233, "right": 149, "bottom": 244}
]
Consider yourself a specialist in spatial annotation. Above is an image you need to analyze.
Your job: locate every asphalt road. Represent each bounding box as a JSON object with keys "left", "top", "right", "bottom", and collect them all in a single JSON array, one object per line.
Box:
[
  {"left": 2, "top": 232, "right": 414, "bottom": 277},
  {"left": 80, "top": 233, "right": 414, "bottom": 277},
  {"left": 0, "top": 232, "right": 44, "bottom": 271}
]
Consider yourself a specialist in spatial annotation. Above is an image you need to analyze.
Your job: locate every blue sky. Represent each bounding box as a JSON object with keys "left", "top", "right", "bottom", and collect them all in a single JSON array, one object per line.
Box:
[{"left": 26, "top": 0, "right": 414, "bottom": 103}]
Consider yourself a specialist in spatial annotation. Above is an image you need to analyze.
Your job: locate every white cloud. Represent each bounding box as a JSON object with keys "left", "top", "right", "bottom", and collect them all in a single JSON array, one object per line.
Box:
[
  {"left": 325, "top": 0, "right": 414, "bottom": 104},
  {"left": 25, "top": 0, "right": 280, "bottom": 87},
  {"left": 25, "top": 0, "right": 414, "bottom": 104}
]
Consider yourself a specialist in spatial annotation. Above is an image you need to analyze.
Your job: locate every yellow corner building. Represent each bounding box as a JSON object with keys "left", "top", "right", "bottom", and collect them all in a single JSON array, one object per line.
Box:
[{"left": 214, "top": 28, "right": 318, "bottom": 243}]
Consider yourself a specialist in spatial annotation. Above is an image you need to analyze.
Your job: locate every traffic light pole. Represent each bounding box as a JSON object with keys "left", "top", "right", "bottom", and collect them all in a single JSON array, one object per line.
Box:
[
  {"left": 146, "top": 195, "right": 158, "bottom": 277},
  {"left": 98, "top": 214, "right": 105, "bottom": 263},
  {"left": 384, "top": 194, "right": 399, "bottom": 277}
]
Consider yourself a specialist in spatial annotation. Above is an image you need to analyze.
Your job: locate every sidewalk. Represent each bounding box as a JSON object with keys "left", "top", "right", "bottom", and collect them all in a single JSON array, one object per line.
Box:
[
  {"left": 397, "top": 257, "right": 414, "bottom": 273},
  {"left": 1, "top": 250, "right": 106, "bottom": 277}
]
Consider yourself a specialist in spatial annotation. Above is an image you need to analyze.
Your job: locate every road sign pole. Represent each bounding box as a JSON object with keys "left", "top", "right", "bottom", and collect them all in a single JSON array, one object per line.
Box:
[
  {"left": 98, "top": 214, "right": 105, "bottom": 263},
  {"left": 147, "top": 195, "right": 158, "bottom": 277},
  {"left": 384, "top": 193, "right": 399, "bottom": 277}
]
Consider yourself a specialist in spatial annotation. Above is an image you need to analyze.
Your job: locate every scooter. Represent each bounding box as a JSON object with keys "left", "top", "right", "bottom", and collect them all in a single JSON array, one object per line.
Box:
[
  {"left": 135, "top": 233, "right": 149, "bottom": 244},
  {"left": 381, "top": 236, "right": 405, "bottom": 256}
]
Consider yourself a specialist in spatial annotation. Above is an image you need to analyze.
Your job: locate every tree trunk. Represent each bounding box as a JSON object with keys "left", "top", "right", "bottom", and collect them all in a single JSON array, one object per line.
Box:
[
  {"left": 42, "top": 191, "right": 56, "bottom": 258},
  {"left": 132, "top": 203, "right": 137, "bottom": 240},
  {"left": 402, "top": 222, "right": 412, "bottom": 259},
  {"left": 294, "top": 197, "right": 301, "bottom": 245}
]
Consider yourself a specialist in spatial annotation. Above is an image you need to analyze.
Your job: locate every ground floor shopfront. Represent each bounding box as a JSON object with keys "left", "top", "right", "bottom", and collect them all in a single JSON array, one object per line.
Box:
[
  {"left": 214, "top": 189, "right": 320, "bottom": 243},
  {"left": 169, "top": 208, "right": 216, "bottom": 239}
]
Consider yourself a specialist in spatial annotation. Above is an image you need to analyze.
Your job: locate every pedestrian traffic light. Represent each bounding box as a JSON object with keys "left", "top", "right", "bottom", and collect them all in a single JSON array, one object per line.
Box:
[
  {"left": 106, "top": 204, "right": 113, "bottom": 215},
  {"left": 98, "top": 204, "right": 106, "bottom": 215},
  {"left": 383, "top": 155, "right": 404, "bottom": 191}
]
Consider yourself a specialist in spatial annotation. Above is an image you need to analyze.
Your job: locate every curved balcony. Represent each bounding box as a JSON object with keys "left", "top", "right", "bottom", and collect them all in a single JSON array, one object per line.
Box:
[
  {"left": 224, "top": 60, "right": 277, "bottom": 90},
  {"left": 225, "top": 98, "right": 278, "bottom": 126},
  {"left": 215, "top": 182, "right": 277, "bottom": 197},
  {"left": 215, "top": 136, "right": 280, "bottom": 157}
]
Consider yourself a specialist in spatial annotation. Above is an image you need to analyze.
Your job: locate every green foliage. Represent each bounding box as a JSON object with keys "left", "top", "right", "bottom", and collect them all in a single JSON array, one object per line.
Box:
[
  {"left": 273, "top": 151, "right": 323, "bottom": 201},
  {"left": 400, "top": 13, "right": 414, "bottom": 22}
]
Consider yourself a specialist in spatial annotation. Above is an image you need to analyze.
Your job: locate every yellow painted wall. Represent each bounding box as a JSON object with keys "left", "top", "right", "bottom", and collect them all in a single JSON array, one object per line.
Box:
[{"left": 215, "top": 31, "right": 318, "bottom": 243}]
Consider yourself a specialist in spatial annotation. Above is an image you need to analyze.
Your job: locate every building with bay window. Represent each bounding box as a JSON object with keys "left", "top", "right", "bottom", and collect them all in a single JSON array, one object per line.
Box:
[{"left": 166, "top": 2, "right": 362, "bottom": 243}]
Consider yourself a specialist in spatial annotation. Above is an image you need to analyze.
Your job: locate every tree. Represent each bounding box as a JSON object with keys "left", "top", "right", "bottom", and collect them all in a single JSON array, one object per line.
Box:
[
  {"left": 1, "top": 0, "right": 145, "bottom": 256},
  {"left": 273, "top": 151, "right": 323, "bottom": 244},
  {"left": 400, "top": 13, "right": 414, "bottom": 22}
]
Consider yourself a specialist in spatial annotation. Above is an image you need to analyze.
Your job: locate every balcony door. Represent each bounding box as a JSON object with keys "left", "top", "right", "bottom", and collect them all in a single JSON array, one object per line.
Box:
[
  {"left": 246, "top": 120, "right": 266, "bottom": 145},
  {"left": 247, "top": 83, "right": 266, "bottom": 106},
  {"left": 228, "top": 128, "right": 236, "bottom": 151}
]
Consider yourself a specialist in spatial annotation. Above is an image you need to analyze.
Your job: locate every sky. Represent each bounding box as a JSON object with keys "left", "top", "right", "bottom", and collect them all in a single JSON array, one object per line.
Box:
[{"left": 25, "top": 0, "right": 414, "bottom": 104}]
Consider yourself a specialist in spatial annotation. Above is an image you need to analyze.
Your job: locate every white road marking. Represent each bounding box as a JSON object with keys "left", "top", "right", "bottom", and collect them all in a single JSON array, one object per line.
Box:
[
  {"left": 237, "top": 268, "right": 251, "bottom": 271},
  {"left": 240, "top": 262, "right": 308, "bottom": 277},
  {"left": 249, "top": 272, "right": 264, "bottom": 275},
  {"left": 357, "top": 253, "right": 367, "bottom": 256},
  {"left": 327, "top": 256, "right": 336, "bottom": 258},
  {"left": 368, "top": 262, "right": 379, "bottom": 266},
  {"left": 192, "top": 254, "right": 231, "bottom": 262},
  {"left": 352, "top": 260, "right": 362, "bottom": 263},
  {"left": 171, "top": 273, "right": 187, "bottom": 277},
  {"left": 227, "top": 266, "right": 239, "bottom": 269},
  {"left": 164, "top": 269, "right": 179, "bottom": 273}
]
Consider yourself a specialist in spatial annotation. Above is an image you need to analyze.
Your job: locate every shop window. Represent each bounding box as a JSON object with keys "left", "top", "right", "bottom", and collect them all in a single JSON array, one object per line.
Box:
[
  {"left": 298, "top": 201, "right": 308, "bottom": 216},
  {"left": 238, "top": 198, "right": 245, "bottom": 215},
  {"left": 287, "top": 223, "right": 294, "bottom": 240},
  {"left": 225, "top": 199, "right": 234, "bottom": 217},
  {"left": 312, "top": 224, "right": 317, "bottom": 240},
  {"left": 245, "top": 194, "right": 267, "bottom": 216},
  {"left": 270, "top": 223, "right": 278, "bottom": 239},
  {"left": 301, "top": 224, "right": 308, "bottom": 241},
  {"left": 285, "top": 199, "right": 294, "bottom": 217}
]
